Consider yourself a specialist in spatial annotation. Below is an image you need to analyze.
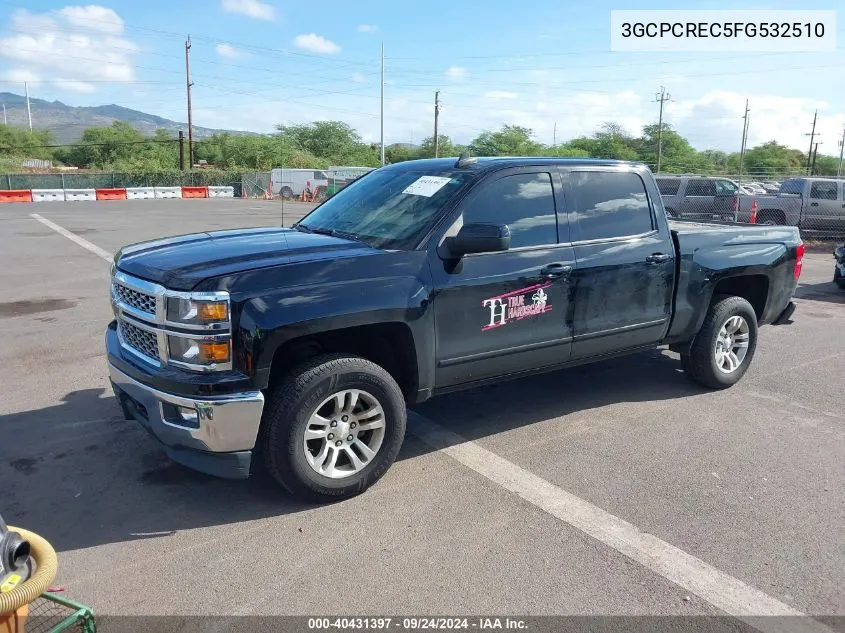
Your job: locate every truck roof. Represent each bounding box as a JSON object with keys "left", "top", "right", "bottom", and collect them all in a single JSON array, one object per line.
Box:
[{"left": 384, "top": 157, "right": 640, "bottom": 173}]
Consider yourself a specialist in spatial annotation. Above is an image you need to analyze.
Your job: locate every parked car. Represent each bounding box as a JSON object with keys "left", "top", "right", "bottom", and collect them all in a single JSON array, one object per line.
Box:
[
  {"left": 737, "top": 177, "right": 845, "bottom": 230},
  {"left": 761, "top": 181, "right": 781, "bottom": 194},
  {"left": 834, "top": 243, "right": 845, "bottom": 288},
  {"left": 655, "top": 175, "right": 744, "bottom": 221},
  {"left": 743, "top": 182, "right": 768, "bottom": 195},
  {"left": 107, "top": 157, "right": 802, "bottom": 500},
  {"left": 270, "top": 169, "right": 330, "bottom": 199}
]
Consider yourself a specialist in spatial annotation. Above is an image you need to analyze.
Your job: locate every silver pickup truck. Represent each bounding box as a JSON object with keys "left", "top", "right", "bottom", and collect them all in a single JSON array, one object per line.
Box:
[{"left": 737, "top": 177, "right": 845, "bottom": 232}]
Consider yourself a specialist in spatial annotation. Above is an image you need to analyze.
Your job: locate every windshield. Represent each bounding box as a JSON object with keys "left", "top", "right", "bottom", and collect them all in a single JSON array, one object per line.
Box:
[{"left": 298, "top": 168, "right": 470, "bottom": 250}]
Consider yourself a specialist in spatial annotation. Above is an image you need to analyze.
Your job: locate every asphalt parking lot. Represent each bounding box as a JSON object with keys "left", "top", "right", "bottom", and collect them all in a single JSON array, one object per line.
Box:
[{"left": 0, "top": 200, "right": 842, "bottom": 625}]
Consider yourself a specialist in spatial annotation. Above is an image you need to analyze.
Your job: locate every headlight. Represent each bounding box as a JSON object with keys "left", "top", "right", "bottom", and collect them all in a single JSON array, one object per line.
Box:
[
  {"left": 168, "top": 335, "right": 231, "bottom": 367},
  {"left": 167, "top": 297, "right": 229, "bottom": 325}
]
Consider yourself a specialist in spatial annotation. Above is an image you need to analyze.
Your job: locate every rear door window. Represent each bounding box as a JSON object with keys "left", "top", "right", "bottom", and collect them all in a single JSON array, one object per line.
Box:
[
  {"left": 810, "top": 181, "right": 837, "bottom": 200},
  {"left": 656, "top": 179, "right": 680, "bottom": 195},
  {"left": 570, "top": 171, "right": 653, "bottom": 241},
  {"left": 685, "top": 179, "right": 716, "bottom": 196}
]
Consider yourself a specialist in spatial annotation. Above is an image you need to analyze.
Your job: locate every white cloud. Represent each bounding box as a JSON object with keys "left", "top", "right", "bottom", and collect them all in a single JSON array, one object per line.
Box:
[
  {"left": 7, "top": 69, "right": 41, "bottom": 84},
  {"left": 665, "top": 91, "right": 842, "bottom": 152},
  {"left": 221, "top": 0, "right": 275, "bottom": 21},
  {"left": 483, "top": 90, "right": 518, "bottom": 101},
  {"left": 351, "top": 72, "right": 366, "bottom": 83},
  {"left": 357, "top": 24, "right": 378, "bottom": 33},
  {"left": 445, "top": 66, "right": 466, "bottom": 81},
  {"left": 58, "top": 5, "right": 123, "bottom": 34},
  {"left": 216, "top": 43, "right": 244, "bottom": 58},
  {"left": 0, "top": 8, "right": 138, "bottom": 90},
  {"left": 54, "top": 79, "right": 96, "bottom": 93},
  {"left": 293, "top": 33, "right": 340, "bottom": 54}
]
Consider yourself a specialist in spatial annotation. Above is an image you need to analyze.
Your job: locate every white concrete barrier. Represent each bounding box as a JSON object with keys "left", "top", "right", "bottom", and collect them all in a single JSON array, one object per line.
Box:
[
  {"left": 31, "top": 189, "right": 66, "bottom": 202},
  {"left": 154, "top": 186, "right": 182, "bottom": 199},
  {"left": 126, "top": 187, "right": 156, "bottom": 200},
  {"left": 208, "top": 186, "right": 235, "bottom": 198},
  {"left": 64, "top": 189, "right": 97, "bottom": 202}
]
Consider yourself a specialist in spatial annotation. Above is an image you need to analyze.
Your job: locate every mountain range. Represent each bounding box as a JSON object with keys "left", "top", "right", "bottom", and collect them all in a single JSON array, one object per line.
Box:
[{"left": 0, "top": 92, "right": 245, "bottom": 143}]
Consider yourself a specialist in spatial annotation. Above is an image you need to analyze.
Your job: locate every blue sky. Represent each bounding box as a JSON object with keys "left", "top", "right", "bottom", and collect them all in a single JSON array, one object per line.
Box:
[{"left": 1, "top": 0, "right": 844, "bottom": 154}]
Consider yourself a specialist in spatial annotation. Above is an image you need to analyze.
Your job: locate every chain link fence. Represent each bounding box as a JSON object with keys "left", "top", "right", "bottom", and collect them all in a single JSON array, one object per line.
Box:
[
  {"left": 0, "top": 166, "right": 374, "bottom": 203},
  {"left": 0, "top": 171, "right": 247, "bottom": 196},
  {"left": 655, "top": 173, "right": 845, "bottom": 241}
]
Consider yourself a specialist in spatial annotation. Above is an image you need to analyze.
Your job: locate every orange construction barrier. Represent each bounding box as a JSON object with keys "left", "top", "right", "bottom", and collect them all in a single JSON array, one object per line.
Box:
[
  {"left": 749, "top": 199, "right": 758, "bottom": 224},
  {"left": 181, "top": 186, "right": 208, "bottom": 198},
  {"left": 0, "top": 190, "right": 32, "bottom": 203},
  {"left": 95, "top": 188, "right": 127, "bottom": 201}
]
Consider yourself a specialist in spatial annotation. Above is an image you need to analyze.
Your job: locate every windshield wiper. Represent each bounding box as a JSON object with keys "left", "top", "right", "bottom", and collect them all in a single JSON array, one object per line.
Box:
[{"left": 298, "top": 225, "right": 370, "bottom": 245}]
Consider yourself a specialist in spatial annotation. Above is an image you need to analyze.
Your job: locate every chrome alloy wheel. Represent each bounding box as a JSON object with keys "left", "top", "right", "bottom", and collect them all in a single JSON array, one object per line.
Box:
[
  {"left": 303, "top": 389, "right": 386, "bottom": 479},
  {"left": 714, "top": 315, "right": 750, "bottom": 374}
]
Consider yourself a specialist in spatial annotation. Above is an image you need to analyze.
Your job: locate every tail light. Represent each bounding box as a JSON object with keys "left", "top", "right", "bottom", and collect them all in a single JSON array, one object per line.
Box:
[
  {"left": 731, "top": 195, "right": 739, "bottom": 214},
  {"left": 794, "top": 242, "right": 805, "bottom": 280}
]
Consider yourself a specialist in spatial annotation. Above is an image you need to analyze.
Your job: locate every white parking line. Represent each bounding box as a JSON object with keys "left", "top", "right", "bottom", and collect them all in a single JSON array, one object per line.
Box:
[
  {"left": 409, "top": 414, "right": 833, "bottom": 633},
  {"left": 30, "top": 213, "right": 113, "bottom": 262}
]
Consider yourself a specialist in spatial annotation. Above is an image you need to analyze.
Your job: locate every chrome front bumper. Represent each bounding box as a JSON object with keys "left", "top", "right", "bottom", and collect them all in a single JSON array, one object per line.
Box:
[{"left": 108, "top": 363, "right": 264, "bottom": 478}]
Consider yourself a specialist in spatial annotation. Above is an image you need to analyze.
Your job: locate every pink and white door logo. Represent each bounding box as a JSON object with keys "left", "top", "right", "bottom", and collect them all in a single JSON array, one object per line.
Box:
[{"left": 481, "top": 281, "right": 553, "bottom": 331}]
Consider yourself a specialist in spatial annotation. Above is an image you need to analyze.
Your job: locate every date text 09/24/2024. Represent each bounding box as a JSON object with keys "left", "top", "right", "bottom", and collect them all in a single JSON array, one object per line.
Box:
[{"left": 307, "top": 618, "right": 527, "bottom": 630}]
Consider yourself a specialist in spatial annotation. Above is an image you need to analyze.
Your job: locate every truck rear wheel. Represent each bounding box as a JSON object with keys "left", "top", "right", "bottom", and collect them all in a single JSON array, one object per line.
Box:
[
  {"left": 683, "top": 295, "right": 758, "bottom": 389},
  {"left": 261, "top": 354, "right": 406, "bottom": 501}
]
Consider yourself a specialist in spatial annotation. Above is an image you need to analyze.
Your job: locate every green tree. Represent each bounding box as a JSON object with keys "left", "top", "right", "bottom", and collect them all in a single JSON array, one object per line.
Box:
[
  {"left": 417, "top": 135, "right": 455, "bottom": 158},
  {"left": 741, "top": 141, "right": 806, "bottom": 178},
  {"left": 67, "top": 121, "right": 146, "bottom": 168},
  {"left": 276, "top": 121, "right": 364, "bottom": 163},
  {"left": 469, "top": 125, "right": 542, "bottom": 155},
  {"left": 0, "top": 124, "right": 56, "bottom": 161}
]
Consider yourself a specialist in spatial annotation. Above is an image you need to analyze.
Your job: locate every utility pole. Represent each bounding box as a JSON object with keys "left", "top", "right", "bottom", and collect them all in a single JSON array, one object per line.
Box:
[
  {"left": 805, "top": 110, "right": 818, "bottom": 175},
  {"left": 178, "top": 130, "right": 185, "bottom": 171},
  {"left": 433, "top": 90, "right": 441, "bottom": 158},
  {"left": 837, "top": 125, "right": 845, "bottom": 178},
  {"left": 810, "top": 142, "right": 820, "bottom": 176},
  {"left": 738, "top": 99, "right": 750, "bottom": 190},
  {"left": 185, "top": 36, "right": 194, "bottom": 168},
  {"left": 2, "top": 103, "right": 6, "bottom": 126},
  {"left": 24, "top": 82, "right": 32, "bottom": 132},
  {"left": 380, "top": 41, "right": 385, "bottom": 166},
  {"left": 654, "top": 86, "right": 670, "bottom": 174},
  {"left": 553, "top": 122, "right": 557, "bottom": 153}
]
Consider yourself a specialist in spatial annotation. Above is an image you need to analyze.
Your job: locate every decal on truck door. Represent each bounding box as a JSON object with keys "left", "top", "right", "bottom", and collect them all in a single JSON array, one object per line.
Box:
[{"left": 481, "top": 281, "right": 552, "bottom": 331}]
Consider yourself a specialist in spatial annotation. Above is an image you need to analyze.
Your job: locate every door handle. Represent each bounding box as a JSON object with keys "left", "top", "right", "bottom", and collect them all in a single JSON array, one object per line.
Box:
[
  {"left": 810, "top": 202, "right": 819, "bottom": 207},
  {"left": 540, "top": 263, "right": 572, "bottom": 279},
  {"left": 646, "top": 253, "right": 671, "bottom": 264}
]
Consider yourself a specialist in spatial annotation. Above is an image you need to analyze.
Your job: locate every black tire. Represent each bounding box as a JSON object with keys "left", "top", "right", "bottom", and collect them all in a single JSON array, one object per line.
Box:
[
  {"left": 834, "top": 266, "right": 845, "bottom": 289},
  {"left": 280, "top": 186, "right": 294, "bottom": 200},
  {"left": 757, "top": 210, "right": 784, "bottom": 226},
  {"left": 684, "top": 295, "right": 758, "bottom": 389},
  {"left": 261, "top": 353, "right": 406, "bottom": 501}
]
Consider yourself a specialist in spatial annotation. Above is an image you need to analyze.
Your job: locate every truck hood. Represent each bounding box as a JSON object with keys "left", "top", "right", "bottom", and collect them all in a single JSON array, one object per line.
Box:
[{"left": 115, "top": 227, "right": 376, "bottom": 290}]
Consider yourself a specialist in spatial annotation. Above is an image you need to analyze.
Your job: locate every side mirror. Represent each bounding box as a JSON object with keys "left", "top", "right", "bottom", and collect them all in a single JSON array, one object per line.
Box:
[{"left": 445, "top": 223, "right": 511, "bottom": 258}]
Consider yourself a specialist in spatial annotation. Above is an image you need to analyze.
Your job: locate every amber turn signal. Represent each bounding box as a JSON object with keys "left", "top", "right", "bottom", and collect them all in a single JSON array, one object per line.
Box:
[
  {"left": 197, "top": 302, "right": 228, "bottom": 321},
  {"left": 199, "top": 341, "right": 230, "bottom": 363}
]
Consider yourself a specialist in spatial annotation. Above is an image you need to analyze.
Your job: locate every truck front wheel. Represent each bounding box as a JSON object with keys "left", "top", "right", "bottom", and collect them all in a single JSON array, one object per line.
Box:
[
  {"left": 682, "top": 295, "right": 758, "bottom": 389},
  {"left": 261, "top": 354, "right": 406, "bottom": 500}
]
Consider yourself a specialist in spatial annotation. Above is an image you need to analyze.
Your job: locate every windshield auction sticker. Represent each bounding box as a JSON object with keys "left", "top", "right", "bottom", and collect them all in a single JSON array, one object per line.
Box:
[
  {"left": 402, "top": 176, "right": 452, "bottom": 197},
  {"left": 611, "top": 10, "right": 836, "bottom": 52}
]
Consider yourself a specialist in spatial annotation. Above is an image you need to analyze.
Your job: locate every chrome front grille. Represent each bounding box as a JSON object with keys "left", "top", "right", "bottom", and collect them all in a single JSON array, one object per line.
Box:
[
  {"left": 119, "top": 320, "right": 159, "bottom": 362},
  {"left": 113, "top": 282, "right": 156, "bottom": 315}
]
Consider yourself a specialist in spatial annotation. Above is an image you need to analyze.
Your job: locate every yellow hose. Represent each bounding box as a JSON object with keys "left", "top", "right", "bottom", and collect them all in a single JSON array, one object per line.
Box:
[{"left": 0, "top": 528, "right": 57, "bottom": 615}]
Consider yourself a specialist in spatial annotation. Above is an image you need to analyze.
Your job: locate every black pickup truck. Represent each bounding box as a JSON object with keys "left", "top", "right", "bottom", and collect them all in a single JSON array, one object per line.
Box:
[{"left": 106, "top": 157, "right": 802, "bottom": 500}]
